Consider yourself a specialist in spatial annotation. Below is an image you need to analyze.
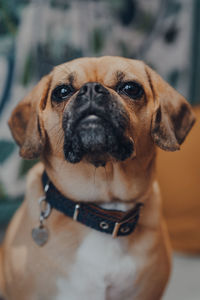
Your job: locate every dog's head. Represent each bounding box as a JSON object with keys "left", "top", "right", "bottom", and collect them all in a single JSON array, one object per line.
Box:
[{"left": 9, "top": 57, "right": 195, "bottom": 167}]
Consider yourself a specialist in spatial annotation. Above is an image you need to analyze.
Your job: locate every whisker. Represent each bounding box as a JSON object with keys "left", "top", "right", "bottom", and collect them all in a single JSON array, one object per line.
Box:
[
  {"left": 48, "top": 122, "right": 61, "bottom": 134},
  {"left": 56, "top": 64, "right": 71, "bottom": 78},
  {"left": 55, "top": 131, "right": 64, "bottom": 151}
]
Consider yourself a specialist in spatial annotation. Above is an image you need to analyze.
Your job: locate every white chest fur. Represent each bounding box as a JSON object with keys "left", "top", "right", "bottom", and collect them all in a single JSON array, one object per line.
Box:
[{"left": 56, "top": 231, "right": 139, "bottom": 300}]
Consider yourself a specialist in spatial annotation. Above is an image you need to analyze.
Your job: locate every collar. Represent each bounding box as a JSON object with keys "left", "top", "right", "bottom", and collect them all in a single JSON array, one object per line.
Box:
[{"left": 42, "top": 171, "right": 143, "bottom": 238}]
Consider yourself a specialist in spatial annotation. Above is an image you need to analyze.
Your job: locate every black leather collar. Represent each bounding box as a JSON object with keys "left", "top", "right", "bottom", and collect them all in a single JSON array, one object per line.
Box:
[{"left": 42, "top": 172, "right": 143, "bottom": 238}]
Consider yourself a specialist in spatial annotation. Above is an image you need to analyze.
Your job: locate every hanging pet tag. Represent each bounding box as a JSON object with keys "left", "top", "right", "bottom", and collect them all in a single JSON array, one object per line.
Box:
[
  {"left": 32, "top": 225, "right": 49, "bottom": 247},
  {"left": 31, "top": 183, "right": 51, "bottom": 247}
]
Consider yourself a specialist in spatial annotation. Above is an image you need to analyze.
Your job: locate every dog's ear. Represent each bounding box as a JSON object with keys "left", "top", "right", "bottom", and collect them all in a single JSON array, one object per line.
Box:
[
  {"left": 8, "top": 74, "right": 52, "bottom": 159},
  {"left": 146, "top": 66, "right": 195, "bottom": 151}
]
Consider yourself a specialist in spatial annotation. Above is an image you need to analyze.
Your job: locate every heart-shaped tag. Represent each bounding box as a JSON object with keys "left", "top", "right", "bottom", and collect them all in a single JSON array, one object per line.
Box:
[{"left": 31, "top": 226, "right": 49, "bottom": 247}]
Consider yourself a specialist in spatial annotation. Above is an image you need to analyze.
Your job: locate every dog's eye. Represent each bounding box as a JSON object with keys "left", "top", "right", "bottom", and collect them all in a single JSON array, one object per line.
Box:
[
  {"left": 118, "top": 81, "right": 144, "bottom": 99},
  {"left": 52, "top": 85, "right": 74, "bottom": 102}
]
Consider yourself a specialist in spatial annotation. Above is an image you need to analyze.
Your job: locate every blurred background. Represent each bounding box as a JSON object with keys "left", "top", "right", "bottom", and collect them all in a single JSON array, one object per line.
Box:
[{"left": 0, "top": 0, "right": 199, "bottom": 299}]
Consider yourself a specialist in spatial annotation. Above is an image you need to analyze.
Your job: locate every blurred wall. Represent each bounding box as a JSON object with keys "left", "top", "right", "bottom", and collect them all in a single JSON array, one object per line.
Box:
[{"left": 158, "top": 105, "right": 200, "bottom": 254}]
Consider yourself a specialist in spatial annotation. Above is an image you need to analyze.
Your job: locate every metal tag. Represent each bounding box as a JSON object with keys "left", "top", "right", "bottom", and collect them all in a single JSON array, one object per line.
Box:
[{"left": 31, "top": 225, "right": 49, "bottom": 247}]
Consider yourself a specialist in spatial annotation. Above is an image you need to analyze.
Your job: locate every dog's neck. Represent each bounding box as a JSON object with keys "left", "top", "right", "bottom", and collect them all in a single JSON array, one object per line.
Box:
[
  {"left": 43, "top": 152, "right": 156, "bottom": 208},
  {"left": 37, "top": 151, "right": 162, "bottom": 231}
]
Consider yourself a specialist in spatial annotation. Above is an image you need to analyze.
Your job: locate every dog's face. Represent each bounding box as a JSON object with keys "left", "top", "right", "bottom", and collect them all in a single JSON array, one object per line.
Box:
[
  {"left": 9, "top": 57, "right": 195, "bottom": 167},
  {"left": 50, "top": 57, "right": 149, "bottom": 166}
]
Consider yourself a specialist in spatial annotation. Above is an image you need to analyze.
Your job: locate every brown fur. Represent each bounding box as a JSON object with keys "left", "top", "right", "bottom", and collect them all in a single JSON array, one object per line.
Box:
[{"left": 0, "top": 57, "right": 195, "bottom": 299}]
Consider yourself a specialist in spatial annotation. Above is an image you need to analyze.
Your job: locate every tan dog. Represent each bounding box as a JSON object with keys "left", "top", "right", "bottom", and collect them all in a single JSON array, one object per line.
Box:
[{"left": 0, "top": 57, "right": 195, "bottom": 300}]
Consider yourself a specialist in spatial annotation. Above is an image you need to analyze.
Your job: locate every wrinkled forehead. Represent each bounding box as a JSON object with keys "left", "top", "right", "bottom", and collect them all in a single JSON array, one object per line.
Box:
[{"left": 51, "top": 56, "right": 149, "bottom": 89}]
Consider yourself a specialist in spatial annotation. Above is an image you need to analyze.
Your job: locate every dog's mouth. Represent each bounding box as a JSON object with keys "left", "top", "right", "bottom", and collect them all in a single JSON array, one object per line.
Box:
[
  {"left": 76, "top": 114, "right": 107, "bottom": 151},
  {"left": 75, "top": 114, "right": 112, "bottom": 157},
  {"left": 63, "top": 98, "right": 134, "bottom": 167}
]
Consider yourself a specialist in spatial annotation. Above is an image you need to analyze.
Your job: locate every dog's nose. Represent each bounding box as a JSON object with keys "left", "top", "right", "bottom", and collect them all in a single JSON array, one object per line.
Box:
[{"left": 78, "top": 82, "right": 108, "bottom": 98}]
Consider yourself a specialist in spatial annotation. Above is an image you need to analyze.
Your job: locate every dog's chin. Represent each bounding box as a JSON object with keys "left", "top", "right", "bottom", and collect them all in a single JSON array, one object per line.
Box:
[{"left": 63, "top": 115, "right": 134, "bottom": 167}]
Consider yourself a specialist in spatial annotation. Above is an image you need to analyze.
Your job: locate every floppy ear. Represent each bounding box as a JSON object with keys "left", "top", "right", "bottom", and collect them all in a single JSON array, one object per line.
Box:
[
  {"left": 8, "top": 74, "right": 52, "bottom": 159},
  {"left": 146, "top": 66, "right": 196, "bottom": 151}
]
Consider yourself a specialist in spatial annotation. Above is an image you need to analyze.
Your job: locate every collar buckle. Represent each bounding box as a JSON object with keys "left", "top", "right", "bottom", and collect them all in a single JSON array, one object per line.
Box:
[{"left": 112, "top": 219, "right": 133, "bottom": 238}]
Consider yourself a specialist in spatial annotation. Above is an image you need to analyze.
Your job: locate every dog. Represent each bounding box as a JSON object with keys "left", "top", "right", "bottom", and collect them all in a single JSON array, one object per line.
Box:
[{"left": 0, "top": 56, "right": 195, "bottom": 300}]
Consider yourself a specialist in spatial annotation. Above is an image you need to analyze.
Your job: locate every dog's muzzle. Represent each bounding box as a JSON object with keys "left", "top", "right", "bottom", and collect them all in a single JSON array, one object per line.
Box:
[{"left": 63, "top": 82, "right": 134, "bottom": 166}]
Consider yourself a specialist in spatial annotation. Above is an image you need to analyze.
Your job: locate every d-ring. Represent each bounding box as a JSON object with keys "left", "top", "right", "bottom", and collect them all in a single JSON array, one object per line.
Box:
[{"left": 38, "top": 196, "right": 51, "bottom": 219}]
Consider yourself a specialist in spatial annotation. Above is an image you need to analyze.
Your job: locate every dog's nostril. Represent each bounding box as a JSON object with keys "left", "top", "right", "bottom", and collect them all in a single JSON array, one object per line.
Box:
[
  {"left": 83, "top": 85, "right": 88, "bottom": 93},
  {"left": 94, "top": 83, "right": 104, "bottom": 94},
  {"left": 79, "top": 85, "right": 88, "bottom": 95},
  {"left": 78, "top": 82, "right": 108, "bottom": 99}
]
